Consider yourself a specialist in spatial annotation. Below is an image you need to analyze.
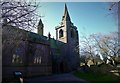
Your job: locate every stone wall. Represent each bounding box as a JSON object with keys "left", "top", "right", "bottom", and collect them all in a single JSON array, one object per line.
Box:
[{"left": 2, "top": 27, "right": 52, "bottom": 79}]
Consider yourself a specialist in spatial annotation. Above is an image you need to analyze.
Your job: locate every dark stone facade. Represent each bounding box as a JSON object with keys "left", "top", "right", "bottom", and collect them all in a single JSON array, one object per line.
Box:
[
  {"left": 2, "top": 4, "right": 80, "bottom": 80},
  {"left": 2, "top": 26, "right": 52, "bottom": 79}
]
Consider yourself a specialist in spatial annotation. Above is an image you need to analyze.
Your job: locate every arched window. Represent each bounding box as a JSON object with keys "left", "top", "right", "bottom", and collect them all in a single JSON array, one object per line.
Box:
[
  {"left": 71, "top": 29, "right": 75, "bottom": 38},
  {"left": 59, "top": 29, "right": 63, "bottom": 38},
  {"left": 12, "top": 45, "right": 23, "bottom": 64},
  {"left": 34, "top": 48, "right": 43, "bottom": 64}
]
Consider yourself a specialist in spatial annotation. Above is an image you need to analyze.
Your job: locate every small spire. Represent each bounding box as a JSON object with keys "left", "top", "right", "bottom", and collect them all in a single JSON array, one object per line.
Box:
[
  {"left": 62, "top": 3, "right": 71, "bottom": 21},
  {"left": 38, "top": 18, "right": 44, "bottom": 35},
  {"left": 48, "top": 32, "right": 51, "bottom": 40},
  {"left": 64, "top": 3, "right": 68, "bottom": 16},
  {"left": 38, "top": 19, "right": 43, "bottom": 26}
]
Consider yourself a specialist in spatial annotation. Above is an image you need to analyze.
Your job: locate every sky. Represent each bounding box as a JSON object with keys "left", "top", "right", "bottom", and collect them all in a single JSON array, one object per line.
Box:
[{"left": 34, "top": 2, "right": 118, "bottom": 42}]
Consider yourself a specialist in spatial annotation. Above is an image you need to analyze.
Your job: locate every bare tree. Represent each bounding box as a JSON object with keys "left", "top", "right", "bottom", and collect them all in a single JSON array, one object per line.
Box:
[
  {"left": 90, "top": 32, "right": 119, "bottom": 66},
  {"left": 80, "top": 32, "right": 119, "bottom": 66},
  {"left": 80, "top": 35, "right": 99, "bottom": 65},
  {"left": 1, "top": 0, "right": 40, "bottom": 30},
  {"left": 108, "top": 2, "right": 118, "bottom": 19},
  {"left": 108, "top": 2, "right": 120, "bottom": 42},
  {"left": 1, "top": 0, "right": 41, "bottom": 57},
  {"left": 106, "top": 2, "right": 120, "bottom": 65}
]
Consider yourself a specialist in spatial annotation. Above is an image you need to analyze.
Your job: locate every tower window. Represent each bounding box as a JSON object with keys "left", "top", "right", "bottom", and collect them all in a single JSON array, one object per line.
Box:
[
  {"left": 59, "top": 29, "right": 63, "bottom": 38},
  {"left": 71, "top": 29, "right": 74, "bottom": 38}
]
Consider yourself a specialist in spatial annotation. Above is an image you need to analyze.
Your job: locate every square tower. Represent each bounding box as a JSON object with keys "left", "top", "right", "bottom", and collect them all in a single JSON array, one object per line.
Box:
[{"left": 55, "top": 4, "right": 80, "bottom": 70}]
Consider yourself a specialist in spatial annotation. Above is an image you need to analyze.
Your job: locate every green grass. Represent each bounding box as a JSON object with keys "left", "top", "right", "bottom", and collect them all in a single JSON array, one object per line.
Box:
[{"left": 73, "top": 70, "right": 120, "bottom": 83}]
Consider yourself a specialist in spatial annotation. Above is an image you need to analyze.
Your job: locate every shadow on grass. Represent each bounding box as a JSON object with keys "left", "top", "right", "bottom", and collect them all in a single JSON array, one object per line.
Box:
[{"left": 72, "top": 64, "right": 120, "bottom": 83}]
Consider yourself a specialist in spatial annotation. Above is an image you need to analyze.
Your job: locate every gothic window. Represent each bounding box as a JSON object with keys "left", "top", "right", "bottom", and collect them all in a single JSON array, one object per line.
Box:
[
  {"left": 33, "top": 48, "right": 42, "bottom": 64},
  {"left": 59, "top": 29, "right": 63, "bottom": 38},
  {"left": 12, "top": 47, "right": 23, "bottom": 64},
  {"left": 34, "top": 56, "right": 42, "bottom": 64},
  {"left": 71, "top": 29, "right": 75, "bottom": 38}
]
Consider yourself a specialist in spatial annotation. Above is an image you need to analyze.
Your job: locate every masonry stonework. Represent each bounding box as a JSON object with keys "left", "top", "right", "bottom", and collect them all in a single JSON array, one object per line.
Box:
[{"left": 2, "top": 4, "right": 80, "bottom": 80}]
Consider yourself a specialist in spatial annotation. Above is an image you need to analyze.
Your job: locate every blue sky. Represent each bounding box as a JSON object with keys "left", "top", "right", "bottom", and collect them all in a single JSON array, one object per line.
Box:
[{"left": 34, "top": 2, "right": 118, "bottom": 41}]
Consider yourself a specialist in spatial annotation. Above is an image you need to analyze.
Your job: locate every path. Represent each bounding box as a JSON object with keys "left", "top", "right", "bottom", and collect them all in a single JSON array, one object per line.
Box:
[{"left": 26, "top": 73, "right": 89, "bottom": 83}]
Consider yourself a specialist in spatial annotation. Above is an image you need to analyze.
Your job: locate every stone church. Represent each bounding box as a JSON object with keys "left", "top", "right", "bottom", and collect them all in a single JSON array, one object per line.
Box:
[{"left": 2, "top": 4, "right": 80, "bottom": 79}]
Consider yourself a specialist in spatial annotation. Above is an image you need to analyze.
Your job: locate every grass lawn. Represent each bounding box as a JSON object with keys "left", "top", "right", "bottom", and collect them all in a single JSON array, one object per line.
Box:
[{"left": 73, "top": 70, "right": 120, "bottom": 83}]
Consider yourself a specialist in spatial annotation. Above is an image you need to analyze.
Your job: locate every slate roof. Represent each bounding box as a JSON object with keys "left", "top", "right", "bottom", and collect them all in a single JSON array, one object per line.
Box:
[{"left": 28, "top": 31, "right": 48, "bottom": 43}]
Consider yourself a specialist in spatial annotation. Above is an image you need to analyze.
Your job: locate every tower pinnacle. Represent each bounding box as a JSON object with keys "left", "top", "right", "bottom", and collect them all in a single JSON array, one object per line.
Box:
[
  {"left": 62, "top": 3, "right": 71, "bottom": 21},
  {"left": 38, "top": 19, "right": 44, "bottom": 35}
]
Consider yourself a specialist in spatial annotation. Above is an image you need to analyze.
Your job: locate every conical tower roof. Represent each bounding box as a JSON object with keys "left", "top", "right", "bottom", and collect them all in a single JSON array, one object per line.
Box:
[
  {"left": 38, "top": 19, "right": 43, "bottom": 26},
  {"left": 62, "top": 3, "right": 71, "bottom": 21}
]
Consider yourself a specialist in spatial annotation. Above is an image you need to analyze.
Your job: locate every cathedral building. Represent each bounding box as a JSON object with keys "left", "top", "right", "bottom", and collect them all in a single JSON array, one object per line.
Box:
[{"left": 2, "top": 4, "right": 80, "bottom": 79}]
